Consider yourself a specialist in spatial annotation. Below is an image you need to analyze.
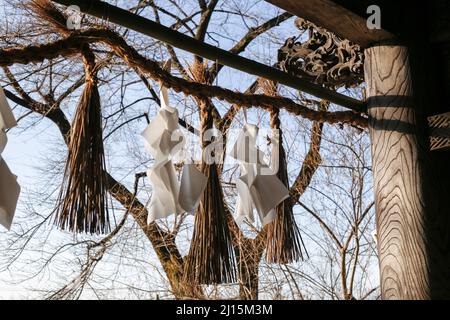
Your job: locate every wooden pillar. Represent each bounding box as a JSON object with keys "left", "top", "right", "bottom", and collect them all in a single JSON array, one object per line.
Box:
[{"left": 365, "top": 45, "right": 450, "bottom": 299}]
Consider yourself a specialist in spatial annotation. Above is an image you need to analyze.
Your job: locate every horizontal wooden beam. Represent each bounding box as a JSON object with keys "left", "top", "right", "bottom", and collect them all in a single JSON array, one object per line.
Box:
[
  {"left": 266, "top": 0, "right": 395, "bottom": 47},
  {"left": 51, "top": 0, "right": 365, "bottom": 112}
]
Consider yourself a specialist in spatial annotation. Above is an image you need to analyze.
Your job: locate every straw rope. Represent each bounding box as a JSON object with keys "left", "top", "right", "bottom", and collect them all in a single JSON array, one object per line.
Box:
[{"left": 0, "top": 28, "right": 368, "bottom": 128}]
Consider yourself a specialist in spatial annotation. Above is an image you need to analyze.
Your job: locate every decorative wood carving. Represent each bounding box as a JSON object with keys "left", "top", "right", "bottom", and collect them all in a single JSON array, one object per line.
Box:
[{"left": 278, "top": 18, "right": 364, "bottom": 89}]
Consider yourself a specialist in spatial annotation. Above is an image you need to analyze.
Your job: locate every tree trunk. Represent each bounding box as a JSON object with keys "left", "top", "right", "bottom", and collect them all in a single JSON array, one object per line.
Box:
[
  {"left": 107, "top": 174, "right": 203, "bottom": 299},
  {"left": 236, "top": 237, "right": 263, "bottom": 300},
  {"left": 365, "top": 45, "right": 450, "bottom": 299}
]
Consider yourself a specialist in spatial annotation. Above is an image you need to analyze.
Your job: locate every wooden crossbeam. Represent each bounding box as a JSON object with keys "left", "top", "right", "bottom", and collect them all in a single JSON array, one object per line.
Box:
[
  {"left": 50, "top": 0, "right": 366, "bottom": 112},
  {"left": 267, "top": 1, "right": 449, "bottom": 45},
  {"left": 266, "top": 0, "right": 395, "bottom": 47}
]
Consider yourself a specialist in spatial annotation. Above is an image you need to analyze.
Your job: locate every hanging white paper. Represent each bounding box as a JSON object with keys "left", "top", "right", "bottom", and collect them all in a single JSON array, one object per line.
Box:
[
  {"left": 250, "top": 173, "right": 289, "bottom": 219},
  {"left": 234, "top": 163, "right": 256, "bottom": 224},
  {"left": 0, "top": 130, "right": 6, "bottom": 155},
  {"left": 230, "top": 124, "right": 259, "bottom": 224},
  {"left": 229, "top": 124, "right": 265, "bottom": 164},
  {"left": 0, "top": 87, "right": 17, "bottom": 130},
  {"left": 0, "top": 159, "right": 20, "bottom": 230},
  {"left": 0, "top": 87, "right": 20, "bottom": 230},
  {"left": 146, "top": 160, "right": 183, "bottom": 222},
  {"left": 142, "top": 86, "right": 184, "bottom": 223},
  {"left": 230, "top": 124, "right": 289, "bottom": 226},
  {"left": 142, "top": 85, "right": 207, "bottom": 222},
  {"left": 263, "top": 128, "right": 282, "bottom": 225},
  {"left": 178, "top": 163, "right": 207, "bottom": 213},
  {"left": 269, "top": 129, "right": 280, "bottom": 175}
]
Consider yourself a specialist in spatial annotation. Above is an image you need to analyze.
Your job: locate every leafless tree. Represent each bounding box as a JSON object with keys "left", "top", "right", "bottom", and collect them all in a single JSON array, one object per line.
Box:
[{"left": 0, "top": 0, "right": 377, "bottom": 300}]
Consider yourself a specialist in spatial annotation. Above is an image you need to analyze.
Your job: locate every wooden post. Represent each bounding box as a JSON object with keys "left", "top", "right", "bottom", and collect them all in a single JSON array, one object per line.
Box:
[{"left": 365, "top": 45, "right": 450, "bottom": 299}]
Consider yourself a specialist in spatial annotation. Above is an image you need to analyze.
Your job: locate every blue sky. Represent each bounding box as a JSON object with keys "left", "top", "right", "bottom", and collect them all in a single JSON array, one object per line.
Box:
[{"left": 0, "top": 0, "right": 378, "bottom": 299}]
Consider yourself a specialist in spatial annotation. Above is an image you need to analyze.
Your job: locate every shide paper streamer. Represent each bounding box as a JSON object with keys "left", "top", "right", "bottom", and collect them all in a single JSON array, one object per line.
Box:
[
  {"left": 178, "top": 163, "right": 207, "bottom": 214},
  {"left": 229, "top": 123, "right": 289, "bottom": 226},
  {"left": 142, "top": 85, "right": 207, "bottom": 223},
  {"left": 0, "top": 87, "right": 20, "bottom": 230}
]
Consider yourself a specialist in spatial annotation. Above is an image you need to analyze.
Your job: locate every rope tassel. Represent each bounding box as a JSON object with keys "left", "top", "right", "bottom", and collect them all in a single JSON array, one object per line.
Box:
[
  {"left": 55, "top": 47, "right": 110, "bottom": 234},
  {"left": 265, "top": 108, "right": 305, "bottom": 263},
  {"left": 184, "top": 98, "right": 236, "bottom": 285},
  {"left": 184, "top": 163, "right": 236, "bottom": 284}
]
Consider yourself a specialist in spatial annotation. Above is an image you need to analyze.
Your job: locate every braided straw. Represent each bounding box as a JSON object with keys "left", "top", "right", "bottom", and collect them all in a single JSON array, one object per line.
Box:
[
  {"left": 0, "top": 28, "right": 368, "bottom": 128},
  {"left": 184, "top": 62, "right": 236, "bottom": 284},
  {"left": 264, "top": 80, "right": 305, "bottom": 264},
  {"left": 27, "top": 1, "right": 110, "bottom": 234},
  {"left": 55, "top": 45, "right": 110, "bottom": 234}
]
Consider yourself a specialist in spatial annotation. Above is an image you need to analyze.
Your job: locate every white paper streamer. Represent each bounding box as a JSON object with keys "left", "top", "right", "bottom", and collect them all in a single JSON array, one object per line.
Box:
[
  {"left": 263, "top": 128, "right": 281, "bottom": 224},
  {"left": 0, "top": 87, "right": 20, "bottom": 230},
  {"left": 0, "top": 87, "right": 17, "bottom": 130},
  {"left": 0, "top": 130, "right": 7, "bottom": 155},
  {"left": 0, "top": 160, "right": 20, "bottom": 230},
  {"left": 178, "top": 163, "right": 207, "bottom": 213},
  {"left": 230, "top": 124, "right": 289, "bottom": 226},
  {"left": 142, "top": 85, "right": 207, "bottom": 222},
  {"left": 142, "top": 86, "right": 184, "bottom": 223}
]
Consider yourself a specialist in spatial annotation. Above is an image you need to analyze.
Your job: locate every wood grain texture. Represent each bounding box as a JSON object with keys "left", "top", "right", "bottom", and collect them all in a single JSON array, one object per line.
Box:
[
  {"left": 365, "top": 45, "right": 450, "bottom": 299},
  {"left": 266, "top": 0, "right": 394, "bottom": 47}
]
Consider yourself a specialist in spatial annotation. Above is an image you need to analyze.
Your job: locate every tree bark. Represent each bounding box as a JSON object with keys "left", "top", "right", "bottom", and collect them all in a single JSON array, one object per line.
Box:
[
  {"left": 235, "top": 237, "right": 265, "bottom": 300},
  {"left": 365, "top": 45, "right": 450, "bottom": 299},
  {"left": 106, "top": 174, "right": 204, "bottom": 299}
]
